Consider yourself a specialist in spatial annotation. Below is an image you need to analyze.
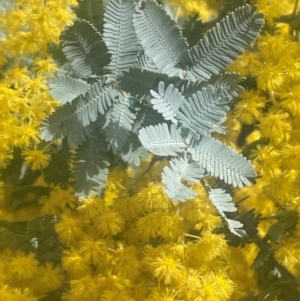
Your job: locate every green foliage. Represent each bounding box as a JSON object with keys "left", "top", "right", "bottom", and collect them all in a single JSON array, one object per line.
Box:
[{"left": 42, "top": 0, "right": 264, "bottom": 235}]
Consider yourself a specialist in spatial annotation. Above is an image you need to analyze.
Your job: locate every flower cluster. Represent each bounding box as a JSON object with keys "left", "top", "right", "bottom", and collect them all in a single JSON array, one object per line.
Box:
[
  {"left": 0, "top": 0, "right": 76, "bottom": 170},
  {"left": 1, "top": 0, "right": 300, "bottom": 300}
]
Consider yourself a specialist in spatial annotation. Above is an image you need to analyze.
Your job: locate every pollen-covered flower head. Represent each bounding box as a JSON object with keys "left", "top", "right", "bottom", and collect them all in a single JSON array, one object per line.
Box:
[{"left": 11, "top": 252, "right": 39, "bottom": 279}]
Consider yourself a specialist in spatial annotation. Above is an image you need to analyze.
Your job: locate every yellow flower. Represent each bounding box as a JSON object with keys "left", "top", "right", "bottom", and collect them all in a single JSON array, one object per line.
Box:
[
  {"left": 22, "top": 145, "right": 51, "bottom": 170},
  {"left": 257, "top": 34, "right": 289, "bottom": 63},
  {"left": 226, "top": 51, "right": 262, "bottom": 77},
  {"left": 112, "top": 245, "right": 141, "bottom": 281},
  {"left": 0, "top": 282, "right": 15, "bottom": 301},
  {"left": 273, "top": 237, "right": 300, "bottom": 268},
  {"left": 35, "top": 262, "right": 64, "bottom": 291},
  {"left": 69, "top": 275, "right": 100, "bottom": 299},
  {"left": 62, "top": 247, "right": 91, "bottom": 277},
  {"left": 263, "top": 171, "right": 295, "bottom": 204},
  {"left": 19, "top": 120, "right": 40, "bottom": 147},
  {"left": 135, "top": 212, "right": 183, "bottom": 242},
  {"left": 254, "top": 63, "right": 285, "bottom": 92},
  {"left": 259, "top": 112, "right": 291, "bottom": 144},
  {"left": 250, "top": 144, "right": 281, "bottom": 175},
  {"left": 41, "top": 185, "right": 78, "bottom": 215},
  {"left": 33, "top": 57, "right": 58, "bottom": 76},
  {"left": 234, "top": 90, "right": 266, "bottom": 124},
  {"left": 186, "top": 232, "right": 227, "bottom": 267},
  {"left": 280, "top": 85, "right": 300, "bottom": 116},
  {"left": 197, "top": 272, "right": 235, "bottom": 301},
  {"left": 280, "top": 143, "right": 300, "bottom": 169},
  {"left": 134, "top": 182, "right": 173, "bottom": 212},
  {"left": 55, "top": 212, "right": 85, "bottom": 246},
  {"left": 95, "top": 210, "right": 124, "bottom": 236},
  {"left": 12, "top": 287, "right": 37, "bottom": 301},
  {"left": 11, "top": 252, "right": 39, "bottom": 279},
  {"left": 78, "top": 236, "right": 107, "bottom": 265},
  {"left": 147, "top": 288, "right": 178, "bottom": 301},
  {"left": 147, "top": 253, "right": 185, "bottom": 285}
]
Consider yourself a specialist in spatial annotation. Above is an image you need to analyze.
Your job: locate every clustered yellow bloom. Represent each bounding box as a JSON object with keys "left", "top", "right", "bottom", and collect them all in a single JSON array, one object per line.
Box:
[
  {"left": 2, "top": 0, "right": 300, "bottom": 300},
  {"left": 52, "top": 169, "right": 240, "bottom": 301},
  {"left": 228, "top": 0, "right": 300, "bottom": 279},
  {"left": 0, "top": 0, "right": 76, "bottom": 169}
]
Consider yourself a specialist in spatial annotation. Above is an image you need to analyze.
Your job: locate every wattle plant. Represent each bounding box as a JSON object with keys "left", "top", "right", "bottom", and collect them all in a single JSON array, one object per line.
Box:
[{"left": 41, "top": 0, "right": 264, "bottom": 236}]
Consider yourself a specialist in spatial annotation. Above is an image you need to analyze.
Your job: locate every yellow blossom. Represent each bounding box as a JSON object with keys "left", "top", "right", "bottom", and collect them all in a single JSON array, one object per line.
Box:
[
  {"left": 69, "top": 275, "right": 100, "bottom": 299},
  {"left": 62, "top": 247, "right": 91, "bottom": 277},
  {"left": 234, "top": 90, "right": 266, "bottom": 124},
  {"left": 112, "top": 245, "right": 141, "bottom": 281},
  {"left": 0, "top": 283, "right": 15, "bottom": 301},
  {"left": 250, "top": 144, "right": 281, "bottom": 175},
  {"left": 135, "top": 211, "right": 183, "bottom": 242},
  {"left": 280, "top": 85, "right": 300, "bottom": 116},
  {"left": 226, "top": 51, "right": 262, "bottom": 77},
  {"left": 273, "top": 237, "right": 300, "bottom": 268},
  {"left": 34, "top": 262, "right": 64, "bottom": 292},
  {"left": 41, "top": 185, "right": 78, "bottom": 215},
  {"left": 78, "top": 236, "right": 107, "bottom": 265},
  {"left": 147, "top": 253, "right": 185, "bottom": 285},
  {"left": 55, "top": 212, "right": 85, "bottom": 246},
  {"left": 95, "top": 210, "right": 124, "bottom": 236},
  {"left": 186, "top": 232, "right": 227, "bottom": 266},
  {"left": 259, "top": 111, "right": 291, "bottom": 144},
  {"left": 254, "top": 63, "right": 285, "bottom": 92},
  {"left": 10, "top": 252, "right": 39, "bottom": 279},
  {"left": 12, "top": 287, "right": 37, "bottom": 301},
  {"left": 22, "top": 145, "right": 51, "bottom": 170},
  {"left": 33, "top": 57, "right": 58, "bottom": 76}
]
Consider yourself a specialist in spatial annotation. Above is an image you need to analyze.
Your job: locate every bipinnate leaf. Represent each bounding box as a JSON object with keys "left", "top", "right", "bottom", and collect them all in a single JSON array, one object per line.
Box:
[
  {"left": 73, "top": 0, "right": 105, "bottom": 33},
  {"left": 189, "top": 136, "right": 256, "bottom": 187},
  {"left": 103, "top": 0, "right": 140, "bottom": 77},
  {"left": 181, "top": 4, "right": 264, "bottom": 81},
  {"left": 177, "top": 85, "right": 230, "bottom": 139},
  {"left": 72, "top": 135, "right": 109, "bottom": 196},
  {"left": 119, "top": 68, "right": 169, "bottom": 98},
  {"left": 133, "top": 0, "right": 188, "bottom": 76},
  {"left": 61, "top": 19, "right": 111, "bottom": 77},
  {"left": 41, "top": 81, "right": 117, "bottom": 145},
  {"left": 121, "top": 134, "right": 148, "bottom": 166},
  {"left": 182, "top": 73, "right": 245, "bottom": 100},
  {"left": 138, "top": 123, "right": 187, "bottom": 156},
  {"left": 162, "top": 154, "right": 204, "bottom": 201},
  {"left": 150, "top": 81, "right": 186, "bottom": 123},
  {"left": 48, "top": 75, "right": 90, "bottom": 104},
  {"left": 209, "top": 188, "right": 244, "bottom": 236},
  {"left": 105, "top": 94, "right": 137, "bottom": 154}
]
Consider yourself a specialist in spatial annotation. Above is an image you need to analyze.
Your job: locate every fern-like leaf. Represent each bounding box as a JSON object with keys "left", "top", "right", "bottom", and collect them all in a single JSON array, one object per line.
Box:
[
  {"left": 181, "top": 5, "right": 264, "bottom": 81},
  {"left": 209, "top": 188, "right": 244, "bottom": 236},
  {"left": 105, "top": 94, "right": 137, "bottom": 154},
  {"left": 41, "top": 81, "right": 117, "bottom": 143},
  {"left": 121, "top": 134, "right": 148, "bottom": 166},
  {"left": 150, "top": 81, "right": 186, "bottom": 123},
  {"left": 133, "top": 0, "right": 188, "bottom": 76},
  {"left": 48, "top": 75, "right": 90, "bottom": 104},
  {"left": 73, "top": 0, "right": 105, "bottom": 32},
  {"left": 189, "top": 136, "right": 256, "bottom": 187},
  {"left": 103, "top": 0, "right": 140, "bottom": 77},
  {"left": 61, "top": 19, "right": 111, "bottom": 77},
  {"left": 119, "top": 68, "right": 169, "bottom": 98},
  {"left": 132, "top": 104, "right": 165, "bottom": 133},
  {"left": 136, "top": 52, "right": 160, "bottom": 72},
  {"left": 72, "top": 135, "right": 109, "bottom": 196},
  {"left": 139, "top": 123, "right": 187, "bottom": 156},
  {"left": 177, "top": 85, "right": 230, "bottom": 139},
  {"left": 162, "top": 153, "right": 204, "bottom": 201},
  {"left": 182, "top": 73, "right": 245, "bottom": 99}
]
